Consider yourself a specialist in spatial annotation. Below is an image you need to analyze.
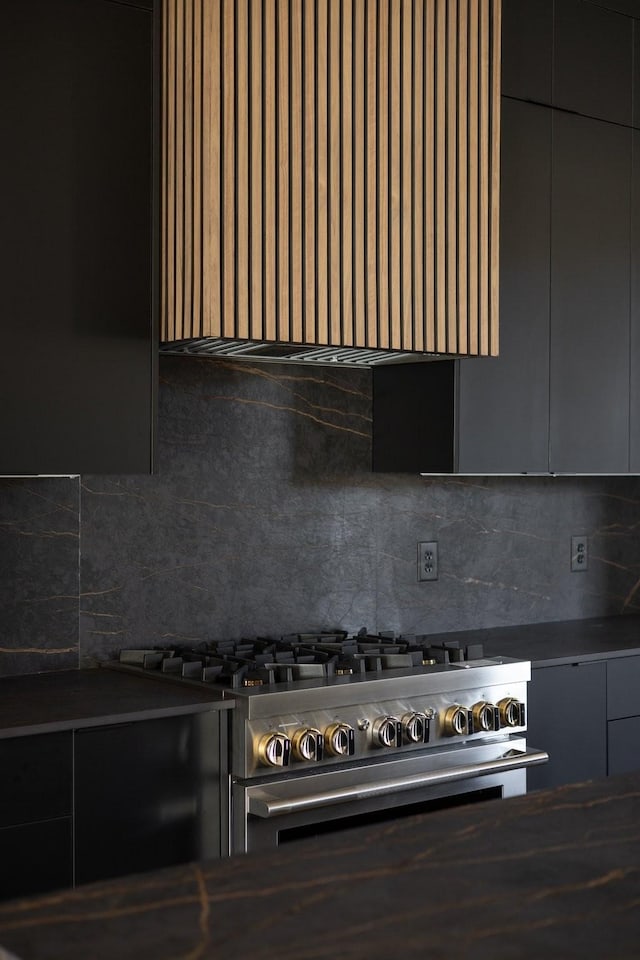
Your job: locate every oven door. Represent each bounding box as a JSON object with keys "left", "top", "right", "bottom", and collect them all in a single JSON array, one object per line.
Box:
[{"left": 232, "top": 737, "right": 548, "bottom": 853}]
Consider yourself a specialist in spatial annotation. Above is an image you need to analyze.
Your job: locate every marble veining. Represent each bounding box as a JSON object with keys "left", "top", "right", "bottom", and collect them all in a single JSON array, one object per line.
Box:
[
  {"left": 3, "top": 357, "right": 640, "bottom": 674},
  {"left": 0, "top": 479, "right": 79, "bottom": 677},
  {"left": 1, "top": 774, "right": 639, "bottom": 959}
]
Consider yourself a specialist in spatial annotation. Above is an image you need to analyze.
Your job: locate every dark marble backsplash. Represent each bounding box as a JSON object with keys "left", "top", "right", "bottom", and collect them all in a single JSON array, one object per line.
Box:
[{"left": 2, "top": 356, "right": 640, "bottom": 676}]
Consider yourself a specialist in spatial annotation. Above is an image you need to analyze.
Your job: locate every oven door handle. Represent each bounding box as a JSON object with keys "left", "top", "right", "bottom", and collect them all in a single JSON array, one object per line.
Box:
[{"left": 247, "top": 748, "right": 549, "bottom": 818}]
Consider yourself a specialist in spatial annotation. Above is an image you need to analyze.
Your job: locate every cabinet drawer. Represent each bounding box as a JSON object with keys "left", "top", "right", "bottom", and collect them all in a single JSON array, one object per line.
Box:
[
  {"left": 0, "top": 732, "right": 73, "bottom": 828},
  {"left": 0, "top": 818, "right": 73, "bottom": 901},
  {"left": 608, "top": 717, "right": 640, "bottom": 776},
  {"left": 607, "top": 656, "right": 640, "bottom": 719}
]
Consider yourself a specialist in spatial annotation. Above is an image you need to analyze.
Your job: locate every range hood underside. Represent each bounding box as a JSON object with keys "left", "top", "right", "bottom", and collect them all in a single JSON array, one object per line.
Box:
[{"left": 160, "top": 338, "right": 455, "bottom": 368}]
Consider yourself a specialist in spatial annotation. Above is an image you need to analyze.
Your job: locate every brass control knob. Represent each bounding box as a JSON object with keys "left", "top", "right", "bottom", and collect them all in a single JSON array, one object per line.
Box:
[
  {"left": 471, "top": 700, "right": 498, "bottom": 733},
  {"left": 291, "top": 727, "right": 324, "bottom": 762},
  {"left": 324, "top": 722, "right": 355, "bottom": 757},
  {"left": 372, "top": 715, "right": 401, "bottom": 748},
  {"left": 442, "top": 704, "right": 470, "bottom": 737},
  {"left": 498, "top": 697, "right": 524, "bottom": 728},
  {"left": 401, "top": 711, "right": 429, "bottom": 744},
  {"left": 256, "top": 732, "right": 291, "bottom": 768}
]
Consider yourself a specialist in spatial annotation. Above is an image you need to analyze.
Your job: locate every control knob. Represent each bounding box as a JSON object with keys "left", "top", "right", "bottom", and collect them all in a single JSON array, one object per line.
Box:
[
  {"left": 471, "top": 700, "right": 499, "bottom": 733},
  {"left": 256, "top": 732, "right": 291, "bottom": 768},
  {"left": 324, "top": 722, "right": 355, "bottom": 757},
  {"left": 401, "top": 711, "right": 429, "bottom": 744},
  {"left": 442, "top": 704, "right": 471, "bottom": 737},
  {"left": 291, "top": 727, "right": 324, "bottom": 762},
  {"left": 372, "top": 715, "right": 402, "bottom": 748},
  {"left": 498, "top": 697, "right": 525, "bottom": 728}
]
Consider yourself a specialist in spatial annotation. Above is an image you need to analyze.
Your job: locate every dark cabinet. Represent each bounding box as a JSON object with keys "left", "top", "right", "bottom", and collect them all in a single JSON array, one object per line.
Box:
[
  {"left": 457, "top": 99, "right": 551, "bottom": 475},
  {"left": 0, "top": 0, "right": 157, "bottom": 475},
  {"left": 0, "top": 733, "right": 73, "bottom": 900},
  {"left": 501, "top": 0, "right": 553, "bottom": 104},
  {"left": 554, "top": 0, "right": 633, "bottom": 126},
  {"left": 527, "top": 662, "right": 607, "bottom": 790},
  {"left": 630, "top": 130, "right": 640, "bottom": 471},
  {"left": 75, "top": 712, "right": 226, "bottom": 886},
  {"left": 373, "top": 100, "right": 552, "bottom": 475},
  {"left": 549, "top": 112, "right": 631, "bottom": 474}
]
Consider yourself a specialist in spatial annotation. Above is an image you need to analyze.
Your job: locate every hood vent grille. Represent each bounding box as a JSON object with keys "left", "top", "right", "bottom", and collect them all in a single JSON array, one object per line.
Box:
[{"left": 160, "top": 338, "right": 439, "bottom": 368}]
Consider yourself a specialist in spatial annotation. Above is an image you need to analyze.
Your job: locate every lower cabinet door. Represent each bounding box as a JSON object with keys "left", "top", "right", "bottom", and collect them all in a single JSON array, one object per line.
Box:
[
  {"left": 74, "top": 712, "right": 222, "bottom": 886},
  {"left": 527, "top": 661, "right": 607, "bottom": 790},
  {"left": 608, "top": 717, "right": 640, "bottom": 776},
  {"left": 0, "top": 818, "right": 73, "bottom": 901}
]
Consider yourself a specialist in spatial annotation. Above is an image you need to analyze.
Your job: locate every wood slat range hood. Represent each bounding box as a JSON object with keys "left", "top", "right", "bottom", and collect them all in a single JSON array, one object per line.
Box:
[{"left": 161, "top": 0, "right": 501, "bottom": 368}]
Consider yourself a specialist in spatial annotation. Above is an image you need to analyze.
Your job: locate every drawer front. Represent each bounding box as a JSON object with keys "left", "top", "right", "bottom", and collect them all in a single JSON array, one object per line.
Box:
[
  {"left": 608, "top": 717, "right": 640, "bottom": 776},
  {"left": 0, "top": 732, "right": 73, "bottom": 828},
  {"left": 607, "top": 656, "right": 640, "bottom": 719},
  {"left": 0, "top": 818, "right": 73, "bottom": 901}
]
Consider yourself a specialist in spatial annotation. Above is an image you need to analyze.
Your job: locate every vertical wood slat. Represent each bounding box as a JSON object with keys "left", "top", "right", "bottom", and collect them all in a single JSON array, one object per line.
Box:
[
  {"left": 424, "top": 0, "right": 435, "bottom": 352},
  {"left": 290, "top": 0, "right": 303, "bottom": 343},
  {"left": 250, "top": 0, "right": 263, "bottom": 339},
  {"left": 264, "top": 0, "right": 277, "bottom": 340},
  {"left": 236, "top": 0, "right": 249, "bottom": 339},
  {"left": 377, "top": 0, "right": 390, "bottom": 349},
  {"left": 163, "top": 0, "right": 501, "bottom": 358},
  {"left": 389, "top": 0, "right": 401, "bottom": 349},
  {"left": 479, "top": 0, "right": 490, "bottom": 356},
  {"left": 354, "top": 0, "right": 366, "bottom": 348},
  {"left": 467, "top": 0, "right": 479, "bottom": 355},
  {"left": 303, "top": 0, "right": 316, "bottom": 344},
  {"left": 222, "top": 0, "right": 235, "bottom": 336},
  {"left": 365, "top": 0, "right": 378, "bottom": 347},
  {"left": 401, "top": 0, "right": 413, "bottom": 350},
  {"left": 412, "top": 0, "right": 424, "bottom": 353},
  {"left": 342, "top": 0, "right": 354, "bottom": 346},
  {"left": 329, "top": 0, "right": 341, "bottom": 346},
  {"left": 490, "top": 0, "right": 501, "bottom": 357},
  {"left": 435, "top": 0, "right": 446, "bottom": 353},
  {"left": 277, "top": 0, "right": 290, "bottom": 342}
]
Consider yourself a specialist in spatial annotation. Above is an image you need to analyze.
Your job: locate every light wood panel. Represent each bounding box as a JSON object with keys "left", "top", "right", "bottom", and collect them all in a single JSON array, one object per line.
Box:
[{"left": 163, "top": 0, "right": 501, "bottom": 357}]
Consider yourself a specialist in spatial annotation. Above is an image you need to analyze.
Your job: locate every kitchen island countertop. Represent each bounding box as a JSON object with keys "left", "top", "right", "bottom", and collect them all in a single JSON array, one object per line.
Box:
[{"left": 0, "top": 771, "right": 639, "bottom": 959}]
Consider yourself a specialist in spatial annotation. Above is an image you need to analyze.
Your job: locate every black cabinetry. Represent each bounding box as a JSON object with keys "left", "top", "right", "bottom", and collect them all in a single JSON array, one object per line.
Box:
[
  {"left": 549, "top": 113, "right": 631, "bottom": 474},
  {"left": 528, "top": 653, "right": 640, "bottom": 790},
  {"left": 0, "top": 0, "right": 158, "bottom": 475},
  {"left": 374, "top": 0, "right": 640, "bottom": 476},
  {"left": 75, "top": 712, "right": 225, "bottom": 886},
  {"left": 527, "top": 662, "right": 607, "bottom": 790},
  {"left": 501, "top": 0, "right": 553, "bottom": 104},
  {"left": 0, "top": 710, "right": 227, "bottom": 903},
  {"left": 0, "top": 733, "right": 73, "bottom": 900}
]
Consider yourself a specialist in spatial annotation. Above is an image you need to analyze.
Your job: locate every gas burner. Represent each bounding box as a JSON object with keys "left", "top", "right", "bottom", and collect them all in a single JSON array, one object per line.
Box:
[{"left": 117, "top": 631, "right": 486, "bottom": 689}]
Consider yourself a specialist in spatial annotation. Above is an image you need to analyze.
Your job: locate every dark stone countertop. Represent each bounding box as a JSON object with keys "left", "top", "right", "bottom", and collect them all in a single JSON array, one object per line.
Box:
[
  {"left": 1, "top": 771, "right": 639, "bottom": 959},
  {"left": 428, "top": 613, "right": 640, "bottom": 667},
  {"left": 0, "top": 668, "right": 232, "bottom": 740}
]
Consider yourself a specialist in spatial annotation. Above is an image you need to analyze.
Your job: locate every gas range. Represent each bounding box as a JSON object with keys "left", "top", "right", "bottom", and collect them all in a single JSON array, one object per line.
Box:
[
  {"left": 110, "top": 630, "right": 547, "bottom": 853},
  {"left": 113, "top": 632, "right": 538, "bottom": 771}
]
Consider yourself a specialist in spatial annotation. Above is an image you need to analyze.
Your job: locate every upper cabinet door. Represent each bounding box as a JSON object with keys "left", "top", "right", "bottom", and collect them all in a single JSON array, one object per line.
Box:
[
  {"left": 457, "top": 99, "right": 551, "bottom": 474},
  {"left": 550, "top": 112, "right": 631, "bottom": 474},
  {"left": 554, "top": 0, "right": 633, "bottom": 126},
  {"left": 162, "top": 0, "right": 502, "bottom": 359},
  {"left": 501, "top": 0, "right": 553, "bottom": 104},
  {"left": 0, "top": 0, "right": 157, "bottom": 475}
]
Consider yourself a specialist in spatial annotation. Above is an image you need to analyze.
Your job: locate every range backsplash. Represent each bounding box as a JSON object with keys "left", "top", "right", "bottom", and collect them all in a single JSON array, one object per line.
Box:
[{"left": 2, "top": 356, "right": 640, "bottom": 676}]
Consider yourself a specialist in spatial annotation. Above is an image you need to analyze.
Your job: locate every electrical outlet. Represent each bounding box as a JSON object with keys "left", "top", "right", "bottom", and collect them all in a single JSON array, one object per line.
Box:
[
  {"left": 418, "top": 541, "right": 439, "bottom": 581},
  {"left": 571, "top": 535, "right": 588, "bottom": 572}
]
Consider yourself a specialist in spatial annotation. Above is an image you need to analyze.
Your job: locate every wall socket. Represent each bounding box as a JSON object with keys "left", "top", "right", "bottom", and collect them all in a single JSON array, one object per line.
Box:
[
  {"left": 571, "top": 535, "right": 588, "bottom": 572},
  {"left": 418, "top": 541, "right": 439, "bottom": 581}
]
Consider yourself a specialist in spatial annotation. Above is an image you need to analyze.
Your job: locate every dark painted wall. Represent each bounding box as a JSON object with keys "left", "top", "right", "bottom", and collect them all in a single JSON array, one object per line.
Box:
[{"left": 2, "top": 357, "right": 640, "bottom": 676}]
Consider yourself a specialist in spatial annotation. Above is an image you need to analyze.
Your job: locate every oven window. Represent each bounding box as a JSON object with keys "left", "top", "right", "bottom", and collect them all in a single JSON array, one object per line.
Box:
[{"left": 277, "top": 786, "right": 500, "bottom": 845}]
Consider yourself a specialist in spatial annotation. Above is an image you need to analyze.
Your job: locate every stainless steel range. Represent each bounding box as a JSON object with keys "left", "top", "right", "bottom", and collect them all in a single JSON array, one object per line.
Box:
[{"left": 114, "top": 632, "right": 548, "bottom": 854}]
